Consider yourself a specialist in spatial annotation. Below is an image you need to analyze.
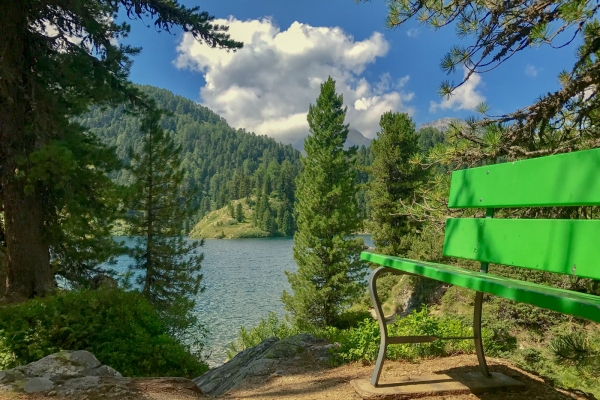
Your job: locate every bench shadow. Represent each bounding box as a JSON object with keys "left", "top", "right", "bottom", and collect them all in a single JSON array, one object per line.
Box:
[{"left": 413, "top": 364, "right": 598, "bottom": 400}]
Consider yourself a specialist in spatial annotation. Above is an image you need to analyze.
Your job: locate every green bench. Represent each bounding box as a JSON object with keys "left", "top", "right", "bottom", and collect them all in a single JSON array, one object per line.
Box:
[{"left": 362, "top": 147, "right": 600, "bottom": 387}]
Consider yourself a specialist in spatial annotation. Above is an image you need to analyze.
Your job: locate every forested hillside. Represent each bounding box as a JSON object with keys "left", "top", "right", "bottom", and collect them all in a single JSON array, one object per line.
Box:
[
  {"left": 82, "top": 85, "right": 443, "bottom": 236},
  {"left": 82, "top": 85, "right": 302, "bottom": 230},
  {"left": 82, "top": 85, "right": 383, "bottom": 236}
]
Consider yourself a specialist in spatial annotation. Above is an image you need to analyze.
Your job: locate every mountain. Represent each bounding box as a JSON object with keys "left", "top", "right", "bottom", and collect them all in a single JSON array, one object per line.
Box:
[
  {"left": 82, "top": 85, "right": 301, "bottom": 230},
  {"left": 418, "top": 117, "right": 461, "bottom": 132},
  {"left": 292, "top": 127, "right": 372, "bottom": 153},
  {"left": 347, "top": 127, "right": 372, "bottom": 148}
]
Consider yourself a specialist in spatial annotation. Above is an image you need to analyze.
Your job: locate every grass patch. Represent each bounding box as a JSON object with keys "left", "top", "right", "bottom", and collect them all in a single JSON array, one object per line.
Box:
[{"left": 189, "top": 199, "right": 270, "bottom": 239}]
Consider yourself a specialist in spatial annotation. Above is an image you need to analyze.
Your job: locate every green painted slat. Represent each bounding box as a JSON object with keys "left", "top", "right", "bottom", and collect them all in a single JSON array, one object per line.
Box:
[
  {"left": 443, "top": 218, "right": 600, "bottom": 280},
  {"left": 361, "top": 251, "right": 600, "bottom": 323},
  {"left": 448, "top": 148, "right": 600, "bottom": 208}
]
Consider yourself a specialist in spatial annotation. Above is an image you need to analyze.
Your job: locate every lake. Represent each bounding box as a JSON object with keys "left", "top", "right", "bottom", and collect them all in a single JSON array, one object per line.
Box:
[{"left": 108, "top": 235, "right": 372, "bottom": 367}]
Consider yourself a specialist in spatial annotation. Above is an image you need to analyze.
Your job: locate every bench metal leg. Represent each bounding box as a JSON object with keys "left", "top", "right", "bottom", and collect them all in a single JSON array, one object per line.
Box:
[
  {"left": 473, "top": 291, "right": 490, "bottom": 377},
  {"left": 369, "top": 267, "right": 402, "bottom": 387},
  {"left": 368, "top": 267, "right": 489, "bottom": 386}
]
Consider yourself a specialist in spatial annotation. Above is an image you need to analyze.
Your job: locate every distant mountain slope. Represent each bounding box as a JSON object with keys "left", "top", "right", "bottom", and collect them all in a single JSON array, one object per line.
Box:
[
  {"left": 347, "top": 128, "right": 372, "bottom": 148},
  {"left": 418, "top": 117, "right": 462, "bottom": 132},
  {"left": 292, "top": 127, "right": 372, "bottom": 153},
  {"left": 82, "top": 85, "right": 301, "bottom": 228}
]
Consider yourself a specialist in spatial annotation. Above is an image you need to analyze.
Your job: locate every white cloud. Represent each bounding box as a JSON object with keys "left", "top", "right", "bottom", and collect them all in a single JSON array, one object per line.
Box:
[
  {"left": 429, "top": 67, "right": 485, "bottom": 113},
  {"left": 406, "top": 28, "right": 419, "bottom": 38},
  {"left": 525, "top": 64, "right": 539, "bottom": 77},
  {"left": 174, "top": 17, "right": 414, "bottom": 142}
]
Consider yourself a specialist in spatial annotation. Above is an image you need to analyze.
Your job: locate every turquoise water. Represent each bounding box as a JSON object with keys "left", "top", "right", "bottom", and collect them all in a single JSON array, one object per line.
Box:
[{"left": 107, "top": 235, "right": 373, "bottom": 367}]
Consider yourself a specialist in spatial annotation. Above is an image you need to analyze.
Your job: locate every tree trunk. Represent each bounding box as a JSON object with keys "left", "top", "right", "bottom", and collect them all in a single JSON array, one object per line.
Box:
[
  {"left": 2, "top": 179, "right": 54, "bottom": 302},
  {"left": 0, "top": 0, "right": 55, "bottom": 302}
]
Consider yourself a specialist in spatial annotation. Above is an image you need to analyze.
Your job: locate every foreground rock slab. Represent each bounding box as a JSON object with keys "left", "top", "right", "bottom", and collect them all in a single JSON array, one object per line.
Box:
[
  {"left": 0, "top": 351, "right": 203, "bottom": 399},
  {"left": 351, "top": 371, "right": 525, "bottom": 400},
  {"left": 0, "top": 350, "right": 124, "bottom": 395},
  {"left": 194, "top": 334, "right": 336, "bottom": 397}
]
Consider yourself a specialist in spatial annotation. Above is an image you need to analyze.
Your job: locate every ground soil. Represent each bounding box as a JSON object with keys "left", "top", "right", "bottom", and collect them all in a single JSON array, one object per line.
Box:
[{"left": 0, "top": 355, "right": 592, "bottom": 400}]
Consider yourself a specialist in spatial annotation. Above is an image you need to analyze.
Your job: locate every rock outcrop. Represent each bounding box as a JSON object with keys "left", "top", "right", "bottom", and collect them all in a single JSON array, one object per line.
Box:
[
  {"left": 194, "top": 334, "right": 337, "bottom": 397},
  {"left": 0, "top": 350, "right": 126, "bottom": 396},
  {"left": 0, "top": 350, "right": 202, "bottom": 399}
]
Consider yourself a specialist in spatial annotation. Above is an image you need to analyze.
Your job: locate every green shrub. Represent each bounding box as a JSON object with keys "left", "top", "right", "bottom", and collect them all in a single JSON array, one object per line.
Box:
[
  {"left": 226, "top": 312, "right": 300, "bottom": 359},
  {"left": 227, "top": 307, "right": 517, "bottom": 369},
  {"left": 334, "top": 307, "right": 506, "bottom": 363},
  {"left": 510, "top": 325, "right": 600, "bottom": 398},
  {"left": 0, "top": 288, "right": 208, "bottom": 378}
]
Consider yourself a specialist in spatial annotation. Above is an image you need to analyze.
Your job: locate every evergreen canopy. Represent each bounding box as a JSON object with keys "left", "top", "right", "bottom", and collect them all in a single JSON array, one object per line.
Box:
[
  {"left": 0, "top": 0, "right": 242, "bottom": 301},
  {"left": 283, "top": 77, "right": 367, "bottom": 329},
  {"left": 367, "top": 112, "right": 426, "bottom": 257}
]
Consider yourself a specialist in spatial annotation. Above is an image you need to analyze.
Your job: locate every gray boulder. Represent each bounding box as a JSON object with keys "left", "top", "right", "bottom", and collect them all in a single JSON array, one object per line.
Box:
[
  {"left": 0, "top": 350, "right": 201, "bottom": 399},
  {"left": 0, "top": 350, "right": 122, "bottom": 395},
  {"left": 194, "top": 334, "right": 336, "bottom": 397},
  {"left": 15, "top": 350, "right": 101, "bottom": 379},
  {"left": 23, "top": 377, "right": 55, "bottom": 393}
]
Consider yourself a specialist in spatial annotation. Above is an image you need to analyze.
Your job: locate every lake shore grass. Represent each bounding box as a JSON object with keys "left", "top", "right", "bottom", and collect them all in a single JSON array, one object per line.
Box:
[{"left": 189, "top": 199, "right": 276, "bottom": 239}]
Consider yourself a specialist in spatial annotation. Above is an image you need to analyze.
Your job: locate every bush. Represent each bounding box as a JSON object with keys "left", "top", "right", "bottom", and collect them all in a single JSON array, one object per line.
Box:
[
  {"left": 0, "top": 288, "right": 208, "bottom": 378},
  {"left": 226, "top": 312, "right": 300, "bottom": 359},
  {"left": 335, "top": 307, "right": 498, "bottom": 363}
]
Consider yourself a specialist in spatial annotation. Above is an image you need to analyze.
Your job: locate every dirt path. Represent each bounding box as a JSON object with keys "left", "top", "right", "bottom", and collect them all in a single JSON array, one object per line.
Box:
[
  {"left": 0, "top": 355, "right": 590, "bottom": 400},
  {"left": 226, "top": 355, "right": 588, "bottom": 400}
]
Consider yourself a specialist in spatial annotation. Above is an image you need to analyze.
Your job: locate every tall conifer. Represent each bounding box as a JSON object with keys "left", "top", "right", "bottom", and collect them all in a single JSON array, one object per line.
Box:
[
  {"left": 126, "top": 109, "right": 203, "bottom": 331},
  {"left": 282, "top": 77, "right": 367, "bottom": 329},
  {"left": 0, "top": 0, "right": 241, "bottom": 301},
  {"left": 367, "top": 112, "right": 426, "bottom": 256}
]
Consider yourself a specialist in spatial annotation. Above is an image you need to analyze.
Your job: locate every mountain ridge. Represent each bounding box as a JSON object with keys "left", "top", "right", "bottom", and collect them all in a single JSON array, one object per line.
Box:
[
  {"left": 418, "top": 117, "right": 461, "bottom": 132},
  {"left": 292, "top": 127, "right": 372, "bottom": 153}
]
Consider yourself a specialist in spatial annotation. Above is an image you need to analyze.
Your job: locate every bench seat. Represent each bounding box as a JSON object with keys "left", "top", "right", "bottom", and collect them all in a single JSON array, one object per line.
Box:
[{"left": 362, "top": 251, "right": 600, "bottom": 323}]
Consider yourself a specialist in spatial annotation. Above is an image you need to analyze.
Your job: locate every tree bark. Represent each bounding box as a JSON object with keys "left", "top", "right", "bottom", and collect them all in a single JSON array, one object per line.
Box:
[
  {"left": 0, "top": 0, "right": 55, "bottom": 302},
  {"left": 2, "top": 179, "right": 54, "bottom": 302}
]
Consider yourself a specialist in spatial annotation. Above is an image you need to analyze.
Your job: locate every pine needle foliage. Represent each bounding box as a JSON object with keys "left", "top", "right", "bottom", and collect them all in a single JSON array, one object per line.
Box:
[
  {"left": 367, "top": 112, "right": 427, "bottom": 257},
  {"left": 282, "top": 77, "right": 368, "bottom": 329},
  {"left": 359, "top": 0, "right": 600, "bottom": 161},
  {"left": 126, "top": 109, "right": 204, "bottom": 330},
  {"left": 0, "top": 0, "right": 241, "bottom": 301}
]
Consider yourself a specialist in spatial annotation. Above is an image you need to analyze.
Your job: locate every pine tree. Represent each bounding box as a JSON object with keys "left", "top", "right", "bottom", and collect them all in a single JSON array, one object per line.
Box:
[
  {"left": 367, "top": 112, "right": 427, "bottom": 256},
  {"left": 236, "top": 202, "right": 244, "bottom": 222},
  {"left": 44, "top": 133, "right": 126, "bottom": 286},
  {"left": 126, "top": 109, "right": 204, "bottom": 329},
  {"left": 281, "top": 211, "right": 294, "bottom": 237},
  {"left": 282, "top": 77, "right": 367, "bottom": 329},
  {"left": 0, "top": 0, "right": 241, "bottom": 301}
]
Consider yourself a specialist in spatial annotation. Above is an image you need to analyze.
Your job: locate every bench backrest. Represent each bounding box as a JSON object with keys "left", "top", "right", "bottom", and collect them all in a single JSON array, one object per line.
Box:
[{"left": 443, "top": 148, "right": 600, "bottom": 280}]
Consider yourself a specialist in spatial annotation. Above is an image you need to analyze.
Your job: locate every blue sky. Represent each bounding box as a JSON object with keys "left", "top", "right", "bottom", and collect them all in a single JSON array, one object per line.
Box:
[{"left": 121, "top": 0, "right": 578, "bottom": 143}]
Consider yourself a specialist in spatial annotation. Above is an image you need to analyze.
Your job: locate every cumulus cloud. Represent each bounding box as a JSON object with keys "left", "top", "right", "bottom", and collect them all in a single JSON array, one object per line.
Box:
[
  {"left": 429, "top": 67, "right": 485, "bottom": 113},
  {"left": 525, "top": 64, "right": 539, "bottom": 77},
  {"left": 406, "top": 28, "right": 419, "bottom": 38},
  {"left": 174, "top": 17, "right": 414, "bottom": 142}
]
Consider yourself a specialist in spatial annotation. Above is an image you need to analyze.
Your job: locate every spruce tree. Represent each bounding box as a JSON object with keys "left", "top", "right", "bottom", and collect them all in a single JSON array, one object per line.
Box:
[
  {"left": 0, "top": 0, "right": 241, "bottom": 302},
  {"left": 126, "top": 109, "right": 204, "bottom": 331},
  {"left": 236, "top": 202, "right": 244, "bottom": 222},
  {"left": 367, "top": 112, "right": 426, "bottom": 256},
  {"left": 282, "top": 77, "right": 367, "bottom": 329},
  {"left": 281, "top": 211, "right": 294, "bottom": 237}
]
